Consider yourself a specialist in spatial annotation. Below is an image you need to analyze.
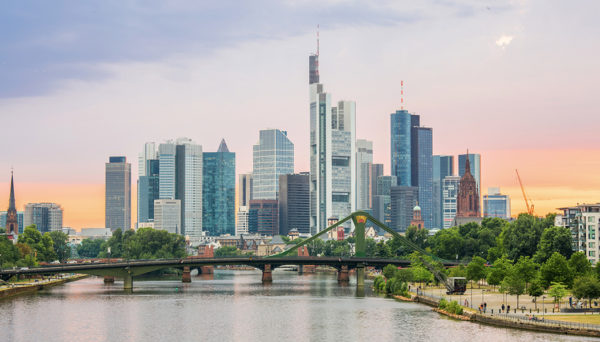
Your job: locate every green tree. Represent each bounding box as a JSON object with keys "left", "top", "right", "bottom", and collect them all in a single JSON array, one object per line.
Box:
[
  {"left": 0, "top": 235, "right": 21, "bottom": 267},
  {"left": 486, "top": 246, "right": 503, "bottom": 264},
  {"left": 17, "top": 225, "right": 56, "bottom": 262},
  {"left": 365, "top": 238, "right": 377, "bottom": 257},
  {"left": 374, "top": 241, "right": 392, "bottom": 258},
  {"left": 448, "top": 265, "right": 467, "bottom": 278},
  {"left": 486, "top": 255, "right": 512, "bottom": 289},
  {"left": 501, "top": 214, "right": 544, "bottom": 261},
  {"left": 383, "top": 264, "right": 398, "bottom": 279},
  {"left": 77, "top": 238, "right": 104, "bottom": 258},
  {"left": 533, "top": 226, "right": 573, "bottom": 263},
  {"left": 527, "top": 277, "right": 544, "bottom": 310},
  {"left": 514, "top": 256, "right": 539, "bottom": 290},
  {"left": 429, "top": 228, "right": 464, "bottom": 260},
  {"left": 568, "top": 251, "right": 592, "bottom": 278},
  {"left": 540, "top": 252, "right": 573, "bottom": 288},
  {"left": 548, "top": 282, "right": 568, "bottom": 307},
  {"left": 572, "top": 275, "right": 600, "bottom": 308},
  {"left": 214, "top": 246, "right": 240, "bottom": 257},
  {"left": 49, "top": 231, "right": 71, "bottom": 262},
  {"left": 405, "top": 226, "right": 429, "bottom": 249},
  {"left": 466, "top": 256, "right": 487, "bottom": 288},
  {"left": 500, "top": 267, "right": 526, "bottom": 309}
]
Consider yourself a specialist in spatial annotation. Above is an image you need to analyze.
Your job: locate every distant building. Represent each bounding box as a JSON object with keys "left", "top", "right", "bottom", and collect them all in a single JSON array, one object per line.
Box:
[
  {"left": 390, "top": 110, "right": 414, "bottom": 186},
  {"left": 154, "top": 199, "right": 181, "bottom": 234},
  {"left": 433, "top": 155, "right": 454, "bottom": 229},
  {"left": 456, "top": 152, "right": 480, "bottom": 218},
  {"left": 410, "top": 204, "right": 425, "bottom": 229},
  {"left": 203, "top": 139, "right": 236, "bottom": 236},
  {"left": 372, "top": 175, "right": 397, "bottom": 228},
  {"left": 390, "top": 186, "right": 419, "bottom": 232},
  {"left": 236, "top": 206, "right": 249, "bottom": 236},
  {"left": 105, "top": 156, "right": 131, "bottom": 231},
  {"left": 442, "top": 176, "right": 461, "bottom": 229},
  {"left": 239, "top": 173, "right": 253, "bottom": 207},
  {"left": 252, "top": 129, "right": 294, "bottom": 200},
  {"left": 23, "top": 203, "right": 63, "bottom": 233},
  {"left": 79, "top": 228, "right": 113, "bottom": 240},
  {"left": 483, "top": 187, "right": 511, "bottom": 219},
  {"left": 458, "top": 153, "right": 481, "bottom": 195},
  {"left": 369, "top": 164, "right": 384, "bottom": 209},
  {"left": 0, "top": 211, "right": 24, "bottom": 234},
  {"left": 355, "top": 139, "right": 373, "bottom": 210},
  {"left": 249, "top": 200, "right": 278, "bottom": 236},
  {"left": 4, "top": 172, "right": 18, "bottom": 237},
  {"left": 413, "top": 127, "right": 433, "bottom": 229},
  {"left": 137, "top": 159, "right": 159, "bottom": 225},
  {"left": 278, "top": 173, "right": 310, "bottom": 235},
  {"left": 558, "top": 203, "right": 600, "bottom": 265}
]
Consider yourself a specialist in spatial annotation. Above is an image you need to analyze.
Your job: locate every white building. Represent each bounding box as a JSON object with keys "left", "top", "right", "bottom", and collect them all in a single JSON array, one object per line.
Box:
[
  {"left": 23, "top": 203, "right": 63, "bottom": 233},
  {"left": 355, "top": 139, "right": 373, "bottom": 211},
  {"left": 154, "top": 199, "right": 182, "bottom": 234},
  {"left": 252, "top": 129, "right": 294, "bottom": 200},
  {"left": 236, "top": 206, "right": 249, "bottom": 236},
  {"left": 309, "top": 52, "right": 356, "bottom": 233},
  {"left": 442, "top": 176, "right": 461, "bottom": 229},
  {"left": 558, "top": 203, "right": 600, "bottom": 265},
  {"left": 138, "top": 142, "right": 157, "bottom": 177}
]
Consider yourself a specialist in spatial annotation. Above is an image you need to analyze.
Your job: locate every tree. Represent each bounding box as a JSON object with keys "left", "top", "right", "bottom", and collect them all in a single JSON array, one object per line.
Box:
[
  {"left": 514, "top": 256, "right": 539, "bottom": 290},
  {"left": 49, "top": 231, "right": 71, "bottom": 262},
  {"left": 374, "top": 241, "right": 392, "bottom": 258},
  {"left": 466, "top": 256, "right": 487, "bottom": 288},
  {"left": 533, "top": 226, "right": 573, "bottom": 263},
  {"left": 527, "top": 278, "right": 544, "bottom": 310},
  {"left": 572, "top": 275, "right": 600, "bottom": 308},
  {"left": 500, "top": 267, "right": 526, "bottom": 309},
  {"left": 548, "top": 282, "right": 568, "bottom": 307},
  {"left": 568, "top": 251, "right": 592, "bottom": 278},
  {"left": 501, "top": 214, "right": 544, "bottom": 261},
  {"left": 0, "top": 236, "right": 21, "bottom": 267},
  {"left": 429, "top": 228, "right": 464, "bottom": 260},
  {"left": 77, "top": 238, "right": 104, "bottom": 258},
  {"left": 448, "top": 265, "right": 467, "bottom": 278},
  {"left": 540, "top": 252, "right": 573, "bottom": 288},
  {"left": 406, "top": 226, "right": 429, "bottom": 249},
  {"left": 486, "top": 256, "right": 512, "bottom": 289},
  {"left": 214, "top": 246, "right": 240, "bottom": 257},
  {"left": 17, "top": 225, "right": 56, "bottom": 262},
  {"left": 486, "top": 246, "right": 503, "bottom": 264},
  {"left": 383, "top": 264, "right": 398, "bottom": 279}
]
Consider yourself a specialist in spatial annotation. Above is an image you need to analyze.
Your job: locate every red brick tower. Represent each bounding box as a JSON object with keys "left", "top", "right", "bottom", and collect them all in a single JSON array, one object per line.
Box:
[{"left": 456, "top": 151, "right": 480, "bottom": 217}]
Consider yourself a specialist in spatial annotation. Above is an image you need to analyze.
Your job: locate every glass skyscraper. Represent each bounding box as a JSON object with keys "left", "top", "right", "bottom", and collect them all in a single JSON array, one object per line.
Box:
[
  {"left": 415, "top": 127, "right": 433, "bottom": 228},
  {"left": 252, "top": 129, "right": 294, "bottom": 200},
  {"left": 390, "top": 110, "right": 412, "bottom": 186},
  {"left": 433, "top": 155, "right": 454, "bottom": 229},
  {"left": 105, "top": 156, "right": 131, "bottom": 231},
  {"left": 137, "top": 159, "right": 159, "bottom": 225},
  {"left": 355, "top": 139, "right": 373, "bottom": 210},
  {"left": 203, "top": 139, "right": 235, "bottom": 236},
  {"left": 483, "top": 187, "right": 511, "bottom": 219}
]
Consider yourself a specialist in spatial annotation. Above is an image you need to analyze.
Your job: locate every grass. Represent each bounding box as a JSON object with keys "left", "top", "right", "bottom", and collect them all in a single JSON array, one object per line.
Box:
[{"left": 550, "top": 315, "right": 600, "bottom": 325}]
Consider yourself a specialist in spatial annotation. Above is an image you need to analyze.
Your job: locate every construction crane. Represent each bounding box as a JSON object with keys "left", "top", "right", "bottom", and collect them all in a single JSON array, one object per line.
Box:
[{"left": 515, "top": 169, "right": 534, "bottom": 215}]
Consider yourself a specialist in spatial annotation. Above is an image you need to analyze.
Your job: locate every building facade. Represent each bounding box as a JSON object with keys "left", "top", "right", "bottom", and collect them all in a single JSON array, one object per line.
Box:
[
  {"left": 105, "top": 156, "right": 131, "bottom": 231},
  {"left": 483, "top": 187, "right": 511, "bottom": 219},
  {"left": 390, "top": 110, "right": 413, "bottom": 186},
  {"left": 279, "top": 173, "right": 310, "bottom": 235},
  {"left": 23, "top": 203, "right": 63, "bottom": 233},
  {"left": 236, "top": 206, "right": 249, "bottom": 236},
  {"left": 433, "top": 155, "right": 454, "bottom": 229},
  {"left": 456, "top": 154, "right": 480, "bottom": 218},
  {"left": 239, "top": 173, "right": 253, "bottom": 207},
  {"left": 249, "top": 199, "right": 278, "bottom": 236},
  {"left": 372, "top": 175, "right": 397, "bottom": 229},
  {"left": 0, "top": 211, "right": 24, "bottom": 234},
  {"left": 458, "top": 153, "right": 481, "bottom": 194},
  {"left": 390, "top": 186, "right": 419, "bottom": 232},
  {"left": 252, "top": 129, "right": 294, "bottom": 200},
  {"left": 442, "top": 176, "right": 461, "bottom": 229},
  {"left": 5, "top": 172, "right": 18, "bottom": 236},
  {"left": 153, "top": 199, "right": 181, "bottom": 234},
  {"left": 137, "top": 159, "right": 159, "bottom": 226},
  {"left": 203, "top": 139, "right": 235, "bottom": 236},
  {"left": 558, "top": 203, "right": 600, "bottom": 264},
  {"left": 175, "top": 138, "right": 203, "bottom": 238},
  {"left": 355, "top": 139, "right": 373, "bottom": 210},
  {"left": 369, "top": 164, "right": 384, "bottom": 209},
  {"left": 414, "top": 127, "right": 433, "bottom": 229}
]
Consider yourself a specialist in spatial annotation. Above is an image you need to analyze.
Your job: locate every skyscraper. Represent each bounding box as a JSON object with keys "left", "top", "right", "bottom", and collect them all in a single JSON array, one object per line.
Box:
[
  {"left": 252, "top": 129, "right": 294, "bottom": 200},
  {"left": 483, "top": 187, "right": 511, "bottom": 219},
  {"left": 390, "top": 186, "right": 419, "bottom": 232},
  {"left": 176, "top": 138, "right": 203, "bottom": 238},
  {"left": 239, "top": 173, "right": 253, "bottom": 207},
  {"left": 433, "top": 155, "right": 454, "bottom": 229},
  {"left": 390, "top": 110, "right": 413, "bottom": 186},
  {"left": 355, "top": 139, "right": 373, "bottom": 210},
  {"left": 153, "top": 199, "right": 181, "bottom": 234},
  {"left": 5, "top": 172, "right": 18, "bottom": 236},
  {"left": 158, "top": 142, "right": 177, "bottom": 200},
  {"left": 309, "top": 51, "right": 356, "bottom": 233},
  {"left": 414, "top": 127, "right": 433, "bottom": 228},
  {"left": 249, "top": 199, "right": 278, "bottom": 236},
  {"left": 138, "top": 142, "right": 157, "bottom": 177},
  {"left": 372, "top": 175, "right": 397, "bottom": 228},
  {"left": 23, "top": 203, "right": 63, "bottom": 233},
  {"left": 236, "top": 206, "right": 249, "bottom": 236},
  {"left": 369, "top": 164, "right": 384, "bottom": 209},
  {"left": 442, "top": 176, "right": 461, "bottom": 229},
  {"left": 458, "top": 153, "right": 481, "bottom": 194},
  {"left": 279, "top": 173, "right": 310, "bottom": 235},
  {"left": 105, "top": 156, "right": 131, "bottom": 231},
  {"left": 137, "top": 159, "right": 159, "bottom": 226},
  {"left": 203, "top": 139, "right": 235, "bottom": 236}
]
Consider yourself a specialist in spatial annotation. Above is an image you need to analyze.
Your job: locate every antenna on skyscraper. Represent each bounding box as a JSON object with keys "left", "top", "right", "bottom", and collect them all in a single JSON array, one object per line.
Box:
[
  {"left": 317, "top": 24, "right": 320, "bottom": 56},
  {"left": 401, "top": 80, "right": 404, "bottom": 110}
]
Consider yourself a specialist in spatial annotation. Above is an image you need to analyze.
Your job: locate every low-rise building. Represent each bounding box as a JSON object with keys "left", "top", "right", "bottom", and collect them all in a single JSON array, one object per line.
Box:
[{"left": 558, "top": 203, "right": 600, "bottom": 265}]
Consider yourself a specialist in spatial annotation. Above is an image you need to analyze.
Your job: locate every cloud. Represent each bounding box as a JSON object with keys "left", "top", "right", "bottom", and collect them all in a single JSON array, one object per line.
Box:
[{"left": 495, "top": 35, "right": 514, "bottom": 48}]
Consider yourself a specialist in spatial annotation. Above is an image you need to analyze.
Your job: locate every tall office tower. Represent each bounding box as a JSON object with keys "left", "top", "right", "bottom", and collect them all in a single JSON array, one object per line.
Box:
[
  {"left": 369, "top": 164, "right": 384, "bottom": 209},
  {"left": 309, "top": 51, "right": 356, "bottom": 233},
  {"left": 252, "top": 129, "right": 294, "bottom": 200},
  {"left": 410, "top": 114, "right": 421, "bottom": 186},
  {"left": 390, "top": 186, "right": 419, "bottom": 232},
  {"left": 355, "top": 139, "right": 373, "bottom": 210},
  {"left": 153, "top": 199, "right": 181, "bottom": 234},
  {"left": 239, "top": 173, "right": 253, "bottom": 207},
  {"left": 442, "top": 176, "right": 461, "bottom": 229},
  {"left": 390, "top": 110, "right": 413, "bottom": 186},
  {"left": 175, "top": 138, "right": 203, "bottom": 238},
  {"left": 137, "top": 159, "right": 159, "bottom": 226},
  {"left": 279, "top": 173, "right": 310, "bottom": 235},
  {"left": 158, "top": 142, "right": 177, "bottom": 199},
  {"left": 5, "top": 172, "right": 18, "bottom": 236},
  {"left": 105, "top": 156, "right": 131, "bottom": 231},
  {"left": 456, "top": 154, "right": 480, "bottom": 218},
  {"left": 23, "top": 203, "right": 63, "bottom": 233},
  {"left": 433, "top": 156, "right": 454, "bottom": 229},
  {"left": 458, "top": 153, "right": 481, "bottom": 193},
  {"left": 372, "top": 175, "right": 397, "bottom": 227},
  {"left": 249, "top": 199, "right": 278, "bottom": 236},
  {"left": 413, "top": 127, "right": 433, "bottom": 229},
  {"left": 138, "top": 142, "right": 157, "bottom": 177},
  {"left": 483, "top": 187, "right": 511, "bottom": 219},
  {"left": 203, "top": 139, "right": 235, "bottom": 236},
  {"left": 236, "top": 206, "right": 249, "bottom": 236}
]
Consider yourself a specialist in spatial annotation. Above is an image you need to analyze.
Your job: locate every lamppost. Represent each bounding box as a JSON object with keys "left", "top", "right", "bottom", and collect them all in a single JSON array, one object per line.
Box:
[{"left": 542, "top": 295, "right": 546, "bottom": 318}]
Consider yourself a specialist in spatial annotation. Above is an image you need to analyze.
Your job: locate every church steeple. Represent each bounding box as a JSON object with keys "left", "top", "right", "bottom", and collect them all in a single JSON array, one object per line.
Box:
[
  {"left": 8, "top": 171, "right": 15, "bottom": 211},
  {"left": 6, "top": 171, "right": 18, "bottom": 236},
  {"left": 465, "top": 149, "right": 471, "bottom": 175}
]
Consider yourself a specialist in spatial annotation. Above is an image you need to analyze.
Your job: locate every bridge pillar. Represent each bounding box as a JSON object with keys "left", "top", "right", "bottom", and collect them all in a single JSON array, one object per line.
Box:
[
  {"left": 262, "top": 264, "right": 273, "bottom": 283},
  {"left": 356, "top": 264, "right": 365, "bottom": 288},
  {"left": 103, "top": 276, "right": 115, "bottom": 284},
  {"left": 338, "top": 265, "right": 350, "bottom": 283},
  {"left": 298, "top": 265, "right": 304, "bottom": 275},
  {"left": 182, "top": 266, "right": 192, "bottom": 283},
  {"left": 199, "top": 266, "right": 214, "bottom": 274},
  {"left": 123, "top": 273, "right": 133, "bottom": 290}
]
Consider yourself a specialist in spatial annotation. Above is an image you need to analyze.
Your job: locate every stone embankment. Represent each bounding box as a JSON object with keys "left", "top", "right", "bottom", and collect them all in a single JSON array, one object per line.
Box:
[{"left": 0, "top": 274, "right": 88, "bottom": 299}]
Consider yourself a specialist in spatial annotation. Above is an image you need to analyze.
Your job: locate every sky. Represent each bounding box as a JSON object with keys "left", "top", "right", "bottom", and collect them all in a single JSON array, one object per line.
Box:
[{"left": 1, "top": 0, "right": 599, "bottom": 229}]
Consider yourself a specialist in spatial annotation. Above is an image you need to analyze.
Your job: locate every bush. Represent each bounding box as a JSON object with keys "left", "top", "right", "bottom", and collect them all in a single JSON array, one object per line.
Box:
[
  {"left": 438, "top": 297, "right": 448, "bottom": 310},
  {"left": 446, "top": 300, "right": 464, "bottom": 315},
  {"left": 373, "top": 276, "right": 384, "bottom": 291}
]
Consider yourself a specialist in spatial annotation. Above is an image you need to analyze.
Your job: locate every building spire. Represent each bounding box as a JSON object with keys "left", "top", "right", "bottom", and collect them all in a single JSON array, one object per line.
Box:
[
  {"left": 8, "top": 170, "right": 15, "bottom": 211},
  {"left": 465, "top": 149, "right": 471, "bottom": 175}
]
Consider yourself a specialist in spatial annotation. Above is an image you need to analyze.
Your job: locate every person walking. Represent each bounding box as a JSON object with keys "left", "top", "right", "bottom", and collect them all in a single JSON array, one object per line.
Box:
[
  {"left": 507, "top": 304, "right": 511, "bottom": 313},
  {"left": 501, "top": 303, "right": 505, "bottom": 313},
  {"left": 484, "top": 302, "right": 487, "bottom": 313}
]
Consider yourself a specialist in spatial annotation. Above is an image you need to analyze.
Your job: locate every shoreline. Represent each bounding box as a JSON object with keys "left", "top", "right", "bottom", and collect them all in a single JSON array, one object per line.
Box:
[{"left": 0, "top": 274, "right": 89, "bottom": 300}]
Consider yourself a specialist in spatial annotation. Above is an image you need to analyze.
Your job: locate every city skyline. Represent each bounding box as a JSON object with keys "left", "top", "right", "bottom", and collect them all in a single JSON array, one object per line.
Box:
[{"left": 2, "top": 1, "right": 600, "bottom": 229}]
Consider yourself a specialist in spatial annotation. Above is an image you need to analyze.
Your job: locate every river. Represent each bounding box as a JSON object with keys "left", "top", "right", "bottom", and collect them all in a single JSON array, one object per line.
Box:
[{"left": 0, "top": 270, "right": 594, "bottom": 342}]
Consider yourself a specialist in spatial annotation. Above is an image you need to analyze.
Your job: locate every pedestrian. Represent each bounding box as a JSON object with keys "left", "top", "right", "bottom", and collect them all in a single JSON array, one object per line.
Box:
[
  {"left": 507, "top": 304, "right": 511, "bottom": 313},
  {"left": 484, "top": 302, "right": 487, "bottom": 313},
  {"left": 501, "top": 303, "right": 505, "bottom": 313}
]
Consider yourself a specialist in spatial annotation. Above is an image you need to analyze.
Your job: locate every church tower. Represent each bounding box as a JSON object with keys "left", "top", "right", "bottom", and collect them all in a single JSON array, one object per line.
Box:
[
  {"left": 410, "top": 202, "right": 425, "bottom": 229},
  {"left": 456, "top": 151, "right": 480, "bottom": 217},
  {"left": 6, "top": 171, "right": 18, "bottom": 237}
]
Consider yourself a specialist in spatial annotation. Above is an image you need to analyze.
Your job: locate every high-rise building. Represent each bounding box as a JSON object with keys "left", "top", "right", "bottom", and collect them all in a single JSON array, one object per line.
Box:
[
  {"left": 355, "top": 139, "right": 373, "bottom": 210},
  {"left": 239, "top": 173, "right": 253, "bottom": 207},
  {"left": 456, "top": 153, "right": 480, "bottom": 218},
  {"left": 372, "top": 175, "right": 397, "bottom": 228},
  {"left": 5, "top": 172, "right": 18, "bottom": 236},
  {"left": 558, "top": 203, "right": 600, "bottom": 264},
  {"left": 309, "top": 51, "right": 356, "bottom": 233},
  {"left": 483, "top": 187, "right": 511, "bottom": 219},
  {"left": 390, "top": 186, "right": 419, "bottom": 232},
  {"left": 105, "top": 156, "right": 131, "bottom": 231},
  {"left": 153, "top": 199, "right": 181, "bottom": 234},
  {"left": 176, "top": 138, "right": 203, "bottom": 238},
  {"left": 414, "top": 127, "right": 433, "bottom": 228},
  {"left": 279, "top": 173, "right": 310, "bottom": 235},
  {"left": 390, "top": 110, "right": 413, "bottom": 186},
  {"left": 23, "top": 203, "right": 63, "bottom": 233},
  {"left": 252, "top": 129, "right": 294, "bottom": 200},
  {"left": 138, "top": 142, "right": 157, "bottom": 177},
  {"left": 249, "top": 199, "right": 278, "bottom": 236},
  {"left": 236, "top": 206, "right": 249, "bottom": 236},
  {"left": 458, "top": 153, "right": 481, "bottom": 194},
  {"left": 203, "top": 139, "right": 235, "bottom": 236},
  {"left": 442, "top": 176, "right": 461, "bottom": 229},
  {"left": 433, "top": 156, "right": 454, "bottom": 229},
  {"left": 369, "top": 164, "right": 384, "bottom": 209},
  {"left": 158, "top": 142, "right": 177, "bottom": 200},
  {"left": 137, "top": 159, "right": 159, "bottom": 226}
]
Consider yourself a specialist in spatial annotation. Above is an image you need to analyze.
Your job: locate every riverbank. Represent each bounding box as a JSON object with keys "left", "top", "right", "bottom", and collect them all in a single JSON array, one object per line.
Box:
[{"left": 0, "top": 274, "right": 89, "bottom": 299}]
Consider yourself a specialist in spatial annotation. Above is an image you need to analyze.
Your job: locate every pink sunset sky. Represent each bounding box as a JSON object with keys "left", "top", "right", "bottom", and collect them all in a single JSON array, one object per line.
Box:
[{"left": 1, "top": 1, "right": 599, "bottom": 229}]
